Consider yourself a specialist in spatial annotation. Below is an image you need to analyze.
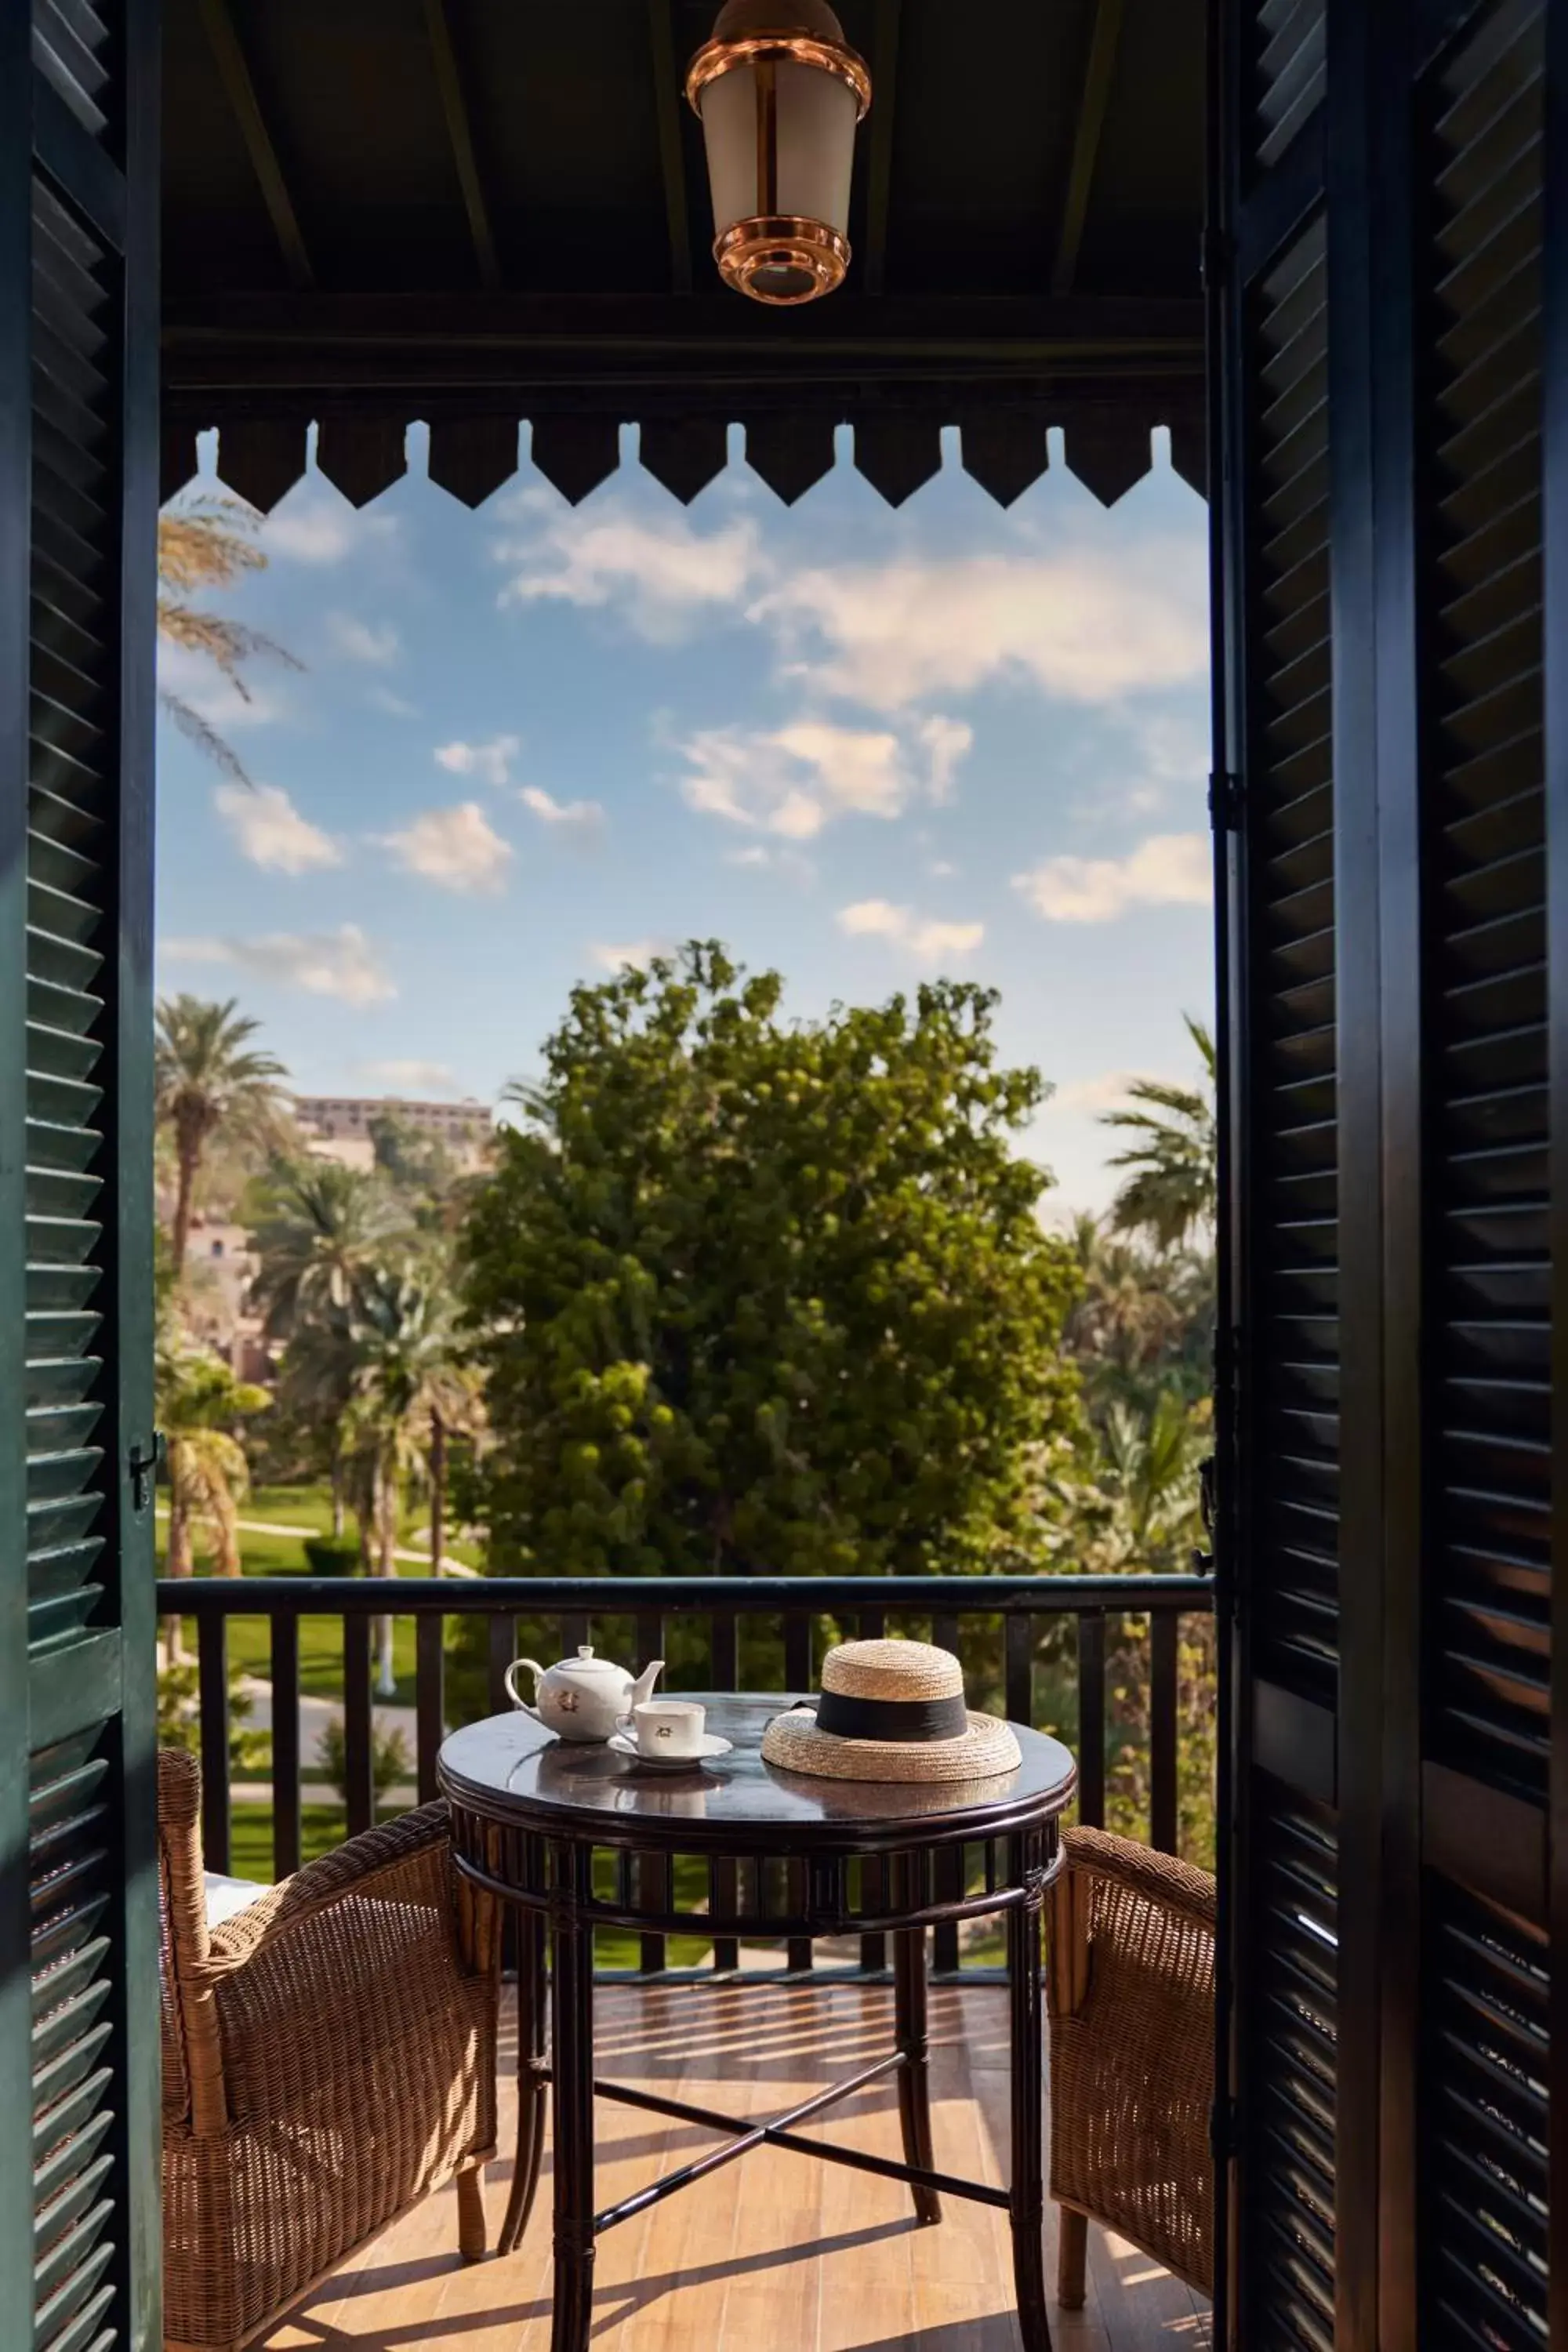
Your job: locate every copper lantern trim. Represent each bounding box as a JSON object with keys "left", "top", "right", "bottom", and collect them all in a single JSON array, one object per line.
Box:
[
  {"left": 684, "top": 31, "right": 873, "bottom": 121},
  {"left": 713, "top": 214, "right": 851, "bottom": 303}
]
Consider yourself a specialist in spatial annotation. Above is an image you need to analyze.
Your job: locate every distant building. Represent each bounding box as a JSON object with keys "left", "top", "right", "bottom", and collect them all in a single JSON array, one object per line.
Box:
[
  {"left": 291, "top": 1094, "right": 494, "bottom": 1173},
  {"left": 181, "top": 1216, "right": 270, "bottom": 1378}
]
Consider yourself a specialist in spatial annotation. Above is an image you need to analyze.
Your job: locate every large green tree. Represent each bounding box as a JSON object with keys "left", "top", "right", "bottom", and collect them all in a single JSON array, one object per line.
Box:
[{"left": 462, "top": 943, "right": 1083, "bottom": 1579}]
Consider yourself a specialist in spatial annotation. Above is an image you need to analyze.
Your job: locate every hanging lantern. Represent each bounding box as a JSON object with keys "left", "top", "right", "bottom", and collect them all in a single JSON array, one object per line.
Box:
[{"left": 686, "top": 0, "right": 872, "bottom": 306}]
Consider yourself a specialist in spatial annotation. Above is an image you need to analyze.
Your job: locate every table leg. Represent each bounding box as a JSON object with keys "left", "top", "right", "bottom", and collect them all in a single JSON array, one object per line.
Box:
[
  {"left": 499, "top": 1904, "right": 548, "bottom": 2256},
  {"left": 1007, "top": 1842, "right": 1052, "bottom": 2352},
  {"left": 550, "top": 1846, "right": 597, "bottom": 2352},
  {"left": 893, "top": 1918, "right": 942, "bottom": 2226}
]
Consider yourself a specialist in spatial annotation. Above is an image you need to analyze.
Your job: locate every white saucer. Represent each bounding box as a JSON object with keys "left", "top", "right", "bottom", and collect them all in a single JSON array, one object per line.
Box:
[{"left": 608, "top": 1731, "right": 733, "bottom": 1769}]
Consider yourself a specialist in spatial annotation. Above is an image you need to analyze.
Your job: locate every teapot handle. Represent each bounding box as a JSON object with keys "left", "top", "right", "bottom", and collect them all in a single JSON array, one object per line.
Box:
[{"left": 505, "top": 1658, "right": 543, "bottom": 1719}]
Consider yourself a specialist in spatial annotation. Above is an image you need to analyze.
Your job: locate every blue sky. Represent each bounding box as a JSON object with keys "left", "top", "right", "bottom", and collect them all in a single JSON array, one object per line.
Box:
[{"left": 156, "top": 422, "right": 1214, "bottom": 1218}]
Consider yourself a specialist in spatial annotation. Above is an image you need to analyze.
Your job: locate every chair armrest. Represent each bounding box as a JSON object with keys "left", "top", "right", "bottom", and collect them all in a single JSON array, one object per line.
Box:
[
  {"left": 1061, "top": 1825, "right": 1216, "bottom": 1931},
  {"left": 1048, "top": 1827, "right": 1214, "bottom": 2024},
  {"left": 201, "top": 1802, "right": 460, "bottom": 1977}
]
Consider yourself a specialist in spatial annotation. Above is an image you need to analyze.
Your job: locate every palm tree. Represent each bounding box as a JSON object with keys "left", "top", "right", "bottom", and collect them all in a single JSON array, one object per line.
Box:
[
  {"left": 158, "top": 498, "right": 301, "bottom": 783},
  {"left": 1101, "top": 1014, "right": 1218, "bottom": 1252},
  {"left": 157, "top": 1338, "right": 270, "bottom": 1656},
  {"left": 250, "top": 1160, "right": 408, "bottom": 1335},
  {"left": 337, "top": 1264, "right": 476, "bottom": 1693},
  {"left": 155, "top": 996, "right": 288, "bottom": 1275}
]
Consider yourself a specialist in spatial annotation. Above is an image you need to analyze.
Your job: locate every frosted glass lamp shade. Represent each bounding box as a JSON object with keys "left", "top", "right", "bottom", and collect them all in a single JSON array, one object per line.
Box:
[{"left": 686, "top": 3, "right": 871, "bottom": 304}]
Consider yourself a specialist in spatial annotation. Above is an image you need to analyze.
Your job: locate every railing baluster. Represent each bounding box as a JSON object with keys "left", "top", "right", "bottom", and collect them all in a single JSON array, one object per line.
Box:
[
  {"left": 860, "top": 1853, "right": 887, "bottom": 1974},
  {"left": 416, "top": 1613, "right": 445, "bottom": 1805},
  {"left": 783, "top": 1610, "right": 811, "bottom": 1693},
  {"left": 711, "top": 1856, "right": 739, "bottom": 1973},
  {"left": 1004, "top": 1611, "right": 1033, "bottom": 1726},
  {"left": 563, "top": 1609, "right": 590, "bottom": 1655},
  {"left": 787, "top": 1860, "right": 812, "bottom": 1973},
  {"left": 1150, "top": 1609, "right": 1179, "bottom": 1854},
  {"left": 779, "top": 1612, "right": 815, "bottom": 1969},
  {"left": 858, "top": 1605, "right": 885, "bottom": 1642},
  {"left": 711, "top": 1602, "right": 741, "bottom": 1969},
  {"left": 198, "top": 1609, "right": 230, "bottom": 1875},
  {"left": 270, "top": 1610, "right": 301, "bottom": 1879},
  {"left": 488, "top": 1613, "right": 514, "bottom": 1714},
  {"left": 636, "top": 1608, "right": 664, "bottom": 1682},
  {"left": 932, "top": 1612, "right": 962, "bottom": 1972},
  {"left": 640, "top": 1851, "right": 670, "bottom": 1975},
  {"left": 1077, "top": 1612, "right": 1106, "bottom": 1829},
  {"left": 343, "top": 1614, "right": 375, "bottom": 1837}
]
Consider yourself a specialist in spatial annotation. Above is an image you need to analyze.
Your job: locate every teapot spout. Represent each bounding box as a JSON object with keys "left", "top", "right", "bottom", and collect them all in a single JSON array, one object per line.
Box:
[{"left": 630, "top": 1658, "right": 665, "bottom": 1708}]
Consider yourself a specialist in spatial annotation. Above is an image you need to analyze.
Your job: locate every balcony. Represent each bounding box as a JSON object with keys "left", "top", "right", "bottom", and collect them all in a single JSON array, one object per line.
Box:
[{"left": 164, "top": 1570, "right": 1216, "bottom": 2352}]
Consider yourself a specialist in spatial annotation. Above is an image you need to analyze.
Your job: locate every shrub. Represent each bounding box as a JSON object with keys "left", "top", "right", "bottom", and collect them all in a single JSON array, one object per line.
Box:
[
  {"left": 302, "top": 1532, "right": 363, "bottom": 1577},
  {"left": 314, "top": 1716, "right": 412, "bottom": 1804}
]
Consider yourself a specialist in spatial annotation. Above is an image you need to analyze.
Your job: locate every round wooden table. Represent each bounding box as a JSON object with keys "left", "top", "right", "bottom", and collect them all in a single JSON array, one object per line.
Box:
[{"left": 439, "top": 1695, "right": 1077, "bottom": 2352}]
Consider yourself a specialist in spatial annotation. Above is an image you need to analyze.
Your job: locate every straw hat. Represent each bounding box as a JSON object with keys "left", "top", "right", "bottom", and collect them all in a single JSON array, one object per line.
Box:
[{"left": 761, "top": 1639, "right": 1021, "bottom": 1783}]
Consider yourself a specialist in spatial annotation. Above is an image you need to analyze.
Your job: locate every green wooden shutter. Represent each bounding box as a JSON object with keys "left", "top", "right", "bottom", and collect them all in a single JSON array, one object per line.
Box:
[
  {"left": 1418, "top": 5, "right": 1551, "bottom": 2342},
  {"left": 4, "top": 2, "right": 161, "bottom": 2344},
  {"left": 1214, "top": 10, "right": 1341, "bottom": 2342},
  {"left": 1218, "top": 0, "right": 1564, "bottom": 2343}
]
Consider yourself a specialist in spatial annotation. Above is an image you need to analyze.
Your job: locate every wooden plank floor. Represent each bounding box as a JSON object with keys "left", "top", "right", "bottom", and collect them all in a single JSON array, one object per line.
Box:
[{"left": 262, "top": 1980, "right": 1213, "bottom": 2352}]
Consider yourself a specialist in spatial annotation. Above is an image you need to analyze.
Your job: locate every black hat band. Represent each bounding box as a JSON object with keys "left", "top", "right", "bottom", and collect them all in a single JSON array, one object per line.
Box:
[{"left": 812, "top": 1690, "right": 970, "bottom": 1743}]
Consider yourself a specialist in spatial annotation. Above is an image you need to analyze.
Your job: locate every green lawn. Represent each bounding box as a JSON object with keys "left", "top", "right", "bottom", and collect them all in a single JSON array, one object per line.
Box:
[{"left": 158, "top": 1479, "right": 486, "bottom": 1708}]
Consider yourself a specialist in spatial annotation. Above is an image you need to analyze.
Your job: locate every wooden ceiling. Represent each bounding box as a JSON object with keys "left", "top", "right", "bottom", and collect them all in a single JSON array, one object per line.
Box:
[{"left": 161, "top": 0, "right": 1207, "bottom": 510}]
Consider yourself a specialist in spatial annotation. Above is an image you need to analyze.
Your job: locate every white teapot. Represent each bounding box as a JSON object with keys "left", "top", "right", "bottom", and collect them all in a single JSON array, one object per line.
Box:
[{"left": 505, "top": 1645, "right": 664, "bottom": 1743}]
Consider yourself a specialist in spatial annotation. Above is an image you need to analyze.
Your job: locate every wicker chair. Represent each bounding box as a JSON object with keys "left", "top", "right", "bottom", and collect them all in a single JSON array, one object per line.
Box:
[
  {"left": 158, "top": 1748, "right": 499, "bottom": 2352},
  {"left": 1046, "top": 1824, "right": 1215, "bottom": 2308}
]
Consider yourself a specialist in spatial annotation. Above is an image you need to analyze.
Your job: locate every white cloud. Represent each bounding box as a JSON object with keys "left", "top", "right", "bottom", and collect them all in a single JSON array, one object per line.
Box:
[
  {"left": 837, "top": 900, "right": 985, "bottom": 962},
  {"left": 1012, "top": 833, "right": 1212, "bottom": 923},
  {"left": 752, "top": 539, "right": 1209, "bottom": 713},
  {"left": 358, "top": 1059, "right": 459, "bottom": 1095},
  {"left": 327, "top": 612, "right": 400, "bottom": 666},
  {"left": 260, "top": 495, "right": 397, "bottom": 566},
  {"left": 162, "top": 924, "right": 396, "bottom": 1004},
  {"left": 590, "top": 940, "right": 666, "bottom": 972},
  {"left": 1051, "top": 1071, "right": 1160, "bottom": 1115},
  {"left": 434, "top": 734, "right": 519, "bottom": 787},
  {"left": 495, "top": 495, "right": 761, "bottom": 641},
  {"left": 213, "top": 782, "right": 342, "bottom": 875},
  {"left": 520, "top": 785, "right": 605, "bottom": 838},
  {"left": 368, "top": 686, "right": 419, "bottom": 718},
  {"left": 917, "top": 715, "right": 973, "bottom": 802},
  {"left": 378, "top": 802, "right": 513, "bottom": 895},
  {"left": 927, "top": 858, "right": 958, "bottom": 880},
  {"left": 677, "top": 714, "right": 969, "bottom": 840}
]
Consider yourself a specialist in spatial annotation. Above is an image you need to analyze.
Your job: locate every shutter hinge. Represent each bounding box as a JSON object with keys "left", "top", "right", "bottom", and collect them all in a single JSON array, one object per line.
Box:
[
  {"left": 1191, "top": 1452, "right": 1217, "bottom": 1576},
  {"left": 1209, "top": 2095, "right": 1239, "bottom": 2165},
  {"left": 129, "top": 1432, "right": 165, "bottom": 1513},
  {"left": 1208, "top": 768, "right": 1243, "bottom": 833}
]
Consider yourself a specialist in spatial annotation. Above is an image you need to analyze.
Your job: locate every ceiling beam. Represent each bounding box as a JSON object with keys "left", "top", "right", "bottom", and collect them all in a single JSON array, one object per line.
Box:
[
  {"left": 648, "top": 0, "right": 695, "bottom": 293},
  {"left": 162, "top": 290, "right": 1203, "bottom": 395},
  {"left": 422, "top": 0, "right": 501, "bottom": 290},
  {"left": 1051, "top": 0, "right": 1125, "bottom": 297},
  {"left": 862, "top": 0, "right": 900, "bottom": 296},
  {"left": 197, "top": 0, "right": 313, "bottom": 289}
]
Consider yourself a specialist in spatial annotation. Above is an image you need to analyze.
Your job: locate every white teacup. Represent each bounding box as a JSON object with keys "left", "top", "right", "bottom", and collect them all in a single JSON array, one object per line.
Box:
[{"left": 617, "top": 1698, "right": 706, "bottom": 1759}]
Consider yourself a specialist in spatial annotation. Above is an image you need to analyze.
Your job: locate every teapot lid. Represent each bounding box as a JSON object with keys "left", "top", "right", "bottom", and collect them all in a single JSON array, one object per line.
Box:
[{"left": 554, "top": 1643, "right": 621, "bottom": 1679}]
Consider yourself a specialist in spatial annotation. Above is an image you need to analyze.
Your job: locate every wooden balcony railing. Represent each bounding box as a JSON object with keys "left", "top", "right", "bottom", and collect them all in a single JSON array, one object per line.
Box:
[{"left": 158, "top": 1570, "right": 1214, "bottom": 1980}]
